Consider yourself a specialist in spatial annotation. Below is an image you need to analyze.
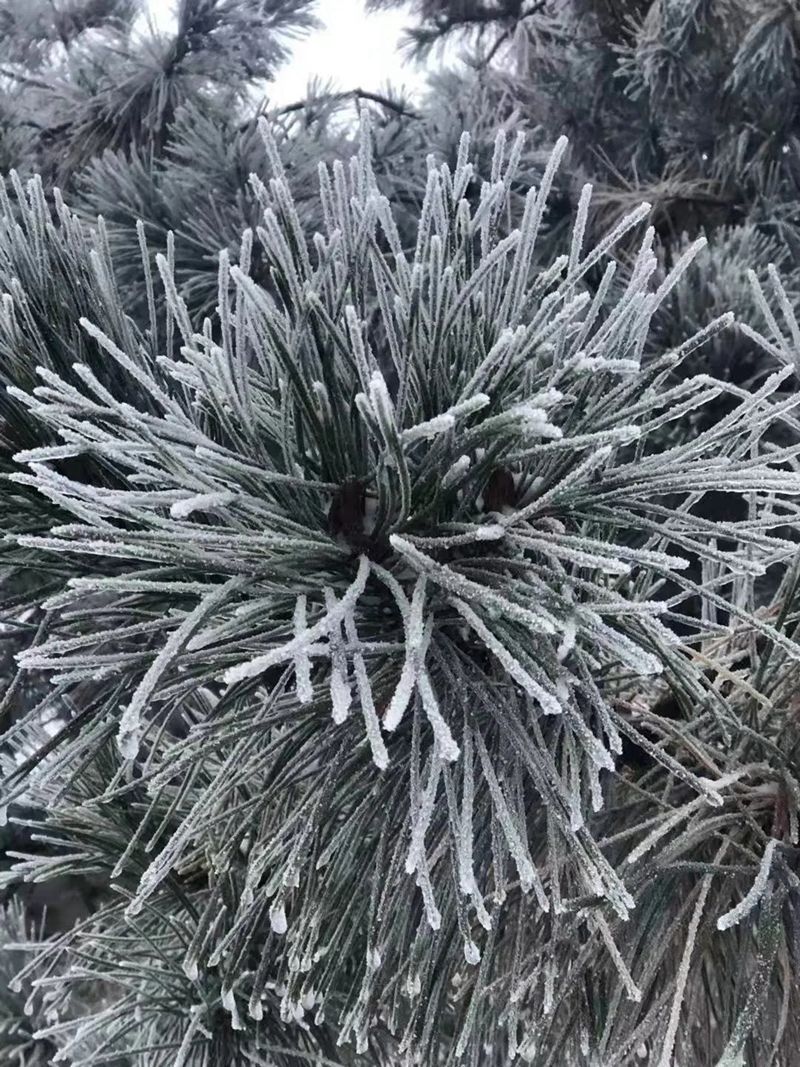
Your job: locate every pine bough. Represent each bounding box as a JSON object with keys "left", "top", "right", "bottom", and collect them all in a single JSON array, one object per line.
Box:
[{"left": 1, "top": 117, "right": 799, "bottom": 1065}]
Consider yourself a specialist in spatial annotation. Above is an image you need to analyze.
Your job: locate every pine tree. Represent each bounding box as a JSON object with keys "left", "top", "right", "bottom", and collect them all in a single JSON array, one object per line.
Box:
[
  {"left": 1, "top": 110, "right": 799, "bottom": 1064},
  {"left": 384, "top": 0, "right": 800, "bottom": 385},
  {"left": 65, "top": 59, "right": 557, "bottom": 329},
  {"left": 2, "top": 2, "right": 800, "bottom": 1064},
  {"left": 0, "top": 0, "right": 319, "bottom": 183},
  {"left": 367, "top": 0, "right": 533, "bottom": 54}
]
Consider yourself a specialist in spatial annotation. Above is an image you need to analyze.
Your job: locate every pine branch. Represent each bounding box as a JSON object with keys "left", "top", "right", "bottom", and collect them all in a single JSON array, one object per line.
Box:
[
  {"left": 273, "top": 88, "right": 423, "bottom": 121},
  {"left": 2, "top": 114, "right": 800, "bottom": 1064}
]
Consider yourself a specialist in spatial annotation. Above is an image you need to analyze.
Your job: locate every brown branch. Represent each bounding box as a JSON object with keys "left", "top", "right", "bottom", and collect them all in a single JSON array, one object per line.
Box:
[
  {"left": 271, "top": 87, "right": 422, "bottom": 121},
  {"left": 431, "top": 0, "right": 547, "bottom": 36}
]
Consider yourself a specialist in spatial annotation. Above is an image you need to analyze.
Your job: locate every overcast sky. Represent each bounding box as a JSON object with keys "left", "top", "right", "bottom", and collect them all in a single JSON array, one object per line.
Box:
[{"left": 149, "top": 0, "right": 428, "bottom": 106}]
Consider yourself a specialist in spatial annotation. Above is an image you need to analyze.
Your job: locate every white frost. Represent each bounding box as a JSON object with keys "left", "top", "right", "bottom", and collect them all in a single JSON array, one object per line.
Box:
[
  {"left": 293, "top": 595, "right": 313, "bottom": 704},
  {"left": 716, "top": 840, "right": 776, "bottom": 931},
  {"left": 270, "top": 902, "right": 288, "bottom": 935},
  {"left": 169, "top": 490, "right": 236, "bottom": 519}
]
